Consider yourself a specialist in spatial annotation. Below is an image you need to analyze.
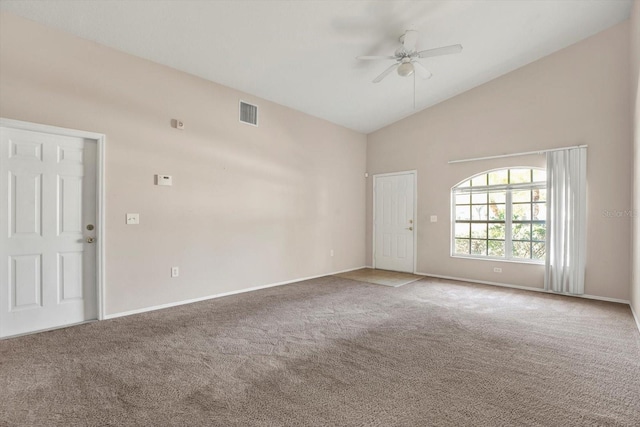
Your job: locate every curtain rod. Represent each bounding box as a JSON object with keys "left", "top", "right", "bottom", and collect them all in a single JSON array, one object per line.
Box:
[{"left": 448, "top": 145, "right": 588, "bottom": 164}]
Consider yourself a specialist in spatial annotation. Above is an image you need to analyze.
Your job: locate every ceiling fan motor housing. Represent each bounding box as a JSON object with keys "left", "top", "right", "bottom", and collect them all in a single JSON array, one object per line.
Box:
[{"left": 395, "top": 47, "right": 412, "bottom": 58}]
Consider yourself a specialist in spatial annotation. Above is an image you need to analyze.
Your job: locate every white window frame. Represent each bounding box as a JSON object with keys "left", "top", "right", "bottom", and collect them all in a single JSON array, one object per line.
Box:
[{"left": 450, "top": 168, "right": 546, "bottom": 264}]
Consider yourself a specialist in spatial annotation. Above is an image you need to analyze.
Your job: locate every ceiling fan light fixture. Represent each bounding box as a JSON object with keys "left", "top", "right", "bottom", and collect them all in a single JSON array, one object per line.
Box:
[{"left": 397, "top": 62, "right": 414, "bottom": 77}]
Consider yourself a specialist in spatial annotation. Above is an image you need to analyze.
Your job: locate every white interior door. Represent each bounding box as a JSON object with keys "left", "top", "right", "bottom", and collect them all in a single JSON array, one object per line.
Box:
[
  {"left": 0, "top": 127, "right": 97, "bottom": 338},
  {"left": 374, "top": 172, "right": 415, "bottom": 273}
]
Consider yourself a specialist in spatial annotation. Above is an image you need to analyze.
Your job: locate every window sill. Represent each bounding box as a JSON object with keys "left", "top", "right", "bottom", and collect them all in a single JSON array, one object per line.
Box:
[{"left": 450, "top": 254, "right": 545, "bottom": 265}]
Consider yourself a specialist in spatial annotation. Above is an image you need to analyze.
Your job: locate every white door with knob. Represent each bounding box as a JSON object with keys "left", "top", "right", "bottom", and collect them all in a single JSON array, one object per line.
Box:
[
  {"left": 0, "top": 125, "right": 99, "bottom": 338},
  {"left": 373, "top": 171, "right": 416, "bottom": 273}
]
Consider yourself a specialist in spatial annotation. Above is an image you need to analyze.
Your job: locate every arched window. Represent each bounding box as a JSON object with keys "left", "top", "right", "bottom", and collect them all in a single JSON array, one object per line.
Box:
[{"left": 452, "top": 168, "right": 546, "bottom": 262}]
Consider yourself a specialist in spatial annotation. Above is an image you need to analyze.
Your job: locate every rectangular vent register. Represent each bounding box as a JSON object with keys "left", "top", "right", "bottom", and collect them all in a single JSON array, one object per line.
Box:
[{"left": 239, "top": 101, "right": 258, "bottom": 126}]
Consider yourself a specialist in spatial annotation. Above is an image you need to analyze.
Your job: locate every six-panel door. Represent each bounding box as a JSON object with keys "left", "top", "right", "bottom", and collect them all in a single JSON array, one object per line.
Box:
[
  {"left": 374, "top": 173, "right": 415, "bottom": 273},
  {"left": 0, "top": 127, "right": 97, "bottom": 338}
]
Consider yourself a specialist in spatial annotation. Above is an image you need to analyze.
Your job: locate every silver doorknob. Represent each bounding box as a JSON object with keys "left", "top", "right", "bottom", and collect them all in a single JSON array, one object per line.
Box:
[{"left": 87, "top": 237, "right": 95, "bottom": 243}]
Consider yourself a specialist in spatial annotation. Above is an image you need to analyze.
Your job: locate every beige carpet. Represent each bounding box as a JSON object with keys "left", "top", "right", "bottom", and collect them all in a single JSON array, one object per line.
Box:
[
  {"left": 334, "top": 268, "right": 422, "bottom": 287},
  {"left": 1, "top": 276, "right": 639, "bottom": 426}
]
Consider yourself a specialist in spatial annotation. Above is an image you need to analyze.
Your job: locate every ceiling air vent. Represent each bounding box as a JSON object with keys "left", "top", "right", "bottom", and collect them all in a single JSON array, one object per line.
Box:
[{"left": 239, "top": 101, "right": 258, "bottom": 126}]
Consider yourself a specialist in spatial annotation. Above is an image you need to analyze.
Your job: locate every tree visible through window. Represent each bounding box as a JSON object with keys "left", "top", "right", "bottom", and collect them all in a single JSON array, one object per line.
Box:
[{"left": 452, "top": 168, "right": 546, "bottom": 262}]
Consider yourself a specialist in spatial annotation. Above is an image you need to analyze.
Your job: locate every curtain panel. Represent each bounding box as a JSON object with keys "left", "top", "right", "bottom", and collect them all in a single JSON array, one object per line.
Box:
[{"left": 544, "top": 147, "right": 587, "bottom": 294}]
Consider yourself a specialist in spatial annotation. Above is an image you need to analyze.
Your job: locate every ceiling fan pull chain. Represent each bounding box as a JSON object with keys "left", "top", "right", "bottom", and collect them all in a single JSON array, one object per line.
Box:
[{"left": 413, "top": 72, "right": 416, "bottom": 110}]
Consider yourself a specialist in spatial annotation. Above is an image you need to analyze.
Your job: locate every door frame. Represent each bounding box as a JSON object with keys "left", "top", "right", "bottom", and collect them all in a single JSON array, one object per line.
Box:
[
  {"left": 0, "top": 118, "right": 106, "bottom": 322},
  {"left": 372, "top": 170, "right": 417, "bottom": 273}
]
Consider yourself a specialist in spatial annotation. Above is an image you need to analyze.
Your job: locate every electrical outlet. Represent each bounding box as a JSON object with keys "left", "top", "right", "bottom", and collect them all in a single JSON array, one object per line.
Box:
[
  {"left": 330, "top": 249, "right": 334, "bottom": 257},
  {"left": 171, "top": 267, "right": 179, "bottom": 278},
  {"left": 126, "top": 213, "right": 140, "bottom": 225},
  {"left": 493, "top": 267, "right": 502, "bottom": 273}
]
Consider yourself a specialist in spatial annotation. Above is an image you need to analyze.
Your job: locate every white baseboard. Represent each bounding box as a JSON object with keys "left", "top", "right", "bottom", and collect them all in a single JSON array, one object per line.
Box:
[
  {"left": 104, "top": 266, "right": 367, "bottom": 320},
  {"left": 103, "top": 267, "right": 639, "bottom": 335},
  {"left": 414, "top": 272, "right": 631, "bottom": 305},
  {"left": 1, "top": 320, "right": 96, "bottom": 340},
  {"left": 631, "top": 304, "right": 640, "bottom": 335}
]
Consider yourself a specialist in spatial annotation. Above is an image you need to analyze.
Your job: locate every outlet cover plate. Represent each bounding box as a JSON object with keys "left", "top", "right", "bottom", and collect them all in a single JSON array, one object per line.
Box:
[{"left": 126, "top": 213, "right": 140, "bottom": 225}]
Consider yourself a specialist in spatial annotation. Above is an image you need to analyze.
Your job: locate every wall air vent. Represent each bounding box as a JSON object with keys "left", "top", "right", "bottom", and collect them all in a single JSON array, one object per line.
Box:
[{"left": 239, "top": 101, "right": 258, "bottom": 126}]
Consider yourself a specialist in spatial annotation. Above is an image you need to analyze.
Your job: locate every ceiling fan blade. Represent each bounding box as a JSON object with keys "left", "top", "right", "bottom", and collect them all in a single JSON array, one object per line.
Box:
[
  {"left": 413, "top": 61, "right": 432, "bottom": 80},
  {"left": 417, "top": 44, "right": 463, "bottom": 59},
  {"left": 357, "top": 55, "right": 397, "bottom": 60},
  {"left": 402, "top": 30, "right": 419, "bottom": 52},
  {"left": 373, "top": 63, "right": 399, "bottom": 83}
]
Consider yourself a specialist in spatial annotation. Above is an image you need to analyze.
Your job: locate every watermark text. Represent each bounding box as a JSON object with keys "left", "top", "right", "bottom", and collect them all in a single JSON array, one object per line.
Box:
[{"left": 602, "top": 209, "right": 638, "bottom": 218}]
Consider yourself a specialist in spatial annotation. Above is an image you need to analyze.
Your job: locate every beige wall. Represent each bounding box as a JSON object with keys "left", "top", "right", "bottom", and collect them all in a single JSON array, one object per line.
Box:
[
  {"left": 0, "top": 11, "right": 634, "bottom": 315},
  {"left": 367, "top": 21, "right": 632, "bottom": 300},
  {"left": 0, "top": 13, "right": 367, "bottom": 315},
  {"left": 631, "top": 0, "right": 640, "bottom": 320}
]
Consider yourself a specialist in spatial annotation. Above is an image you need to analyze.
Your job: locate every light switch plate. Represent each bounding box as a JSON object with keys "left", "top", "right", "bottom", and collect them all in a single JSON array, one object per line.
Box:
[
  {"left": 430, "top": 215, "right": 438, "bottom": 222},
  {"left": 155, "top": 175, "right": 172, "bottom": 186},
  {"left": 126, "top": 213, "right": 140, "bottom": 225}
]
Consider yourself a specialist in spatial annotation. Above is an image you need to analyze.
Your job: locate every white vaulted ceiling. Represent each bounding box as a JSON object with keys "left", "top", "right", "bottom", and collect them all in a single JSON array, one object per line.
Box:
[{"left": 0, "top": 0, "right": 632, "bottom": 134}]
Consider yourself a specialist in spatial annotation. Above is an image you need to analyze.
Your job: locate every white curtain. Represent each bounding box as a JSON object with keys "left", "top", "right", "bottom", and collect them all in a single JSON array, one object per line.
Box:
[{"left": 544, "top": 147, "right": 587, "bottom": 294}]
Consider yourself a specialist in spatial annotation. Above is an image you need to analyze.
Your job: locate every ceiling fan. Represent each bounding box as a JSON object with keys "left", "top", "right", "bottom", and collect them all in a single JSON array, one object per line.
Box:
[{"left": 357, "top": 30, "right": 463, "bottom": 83}]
